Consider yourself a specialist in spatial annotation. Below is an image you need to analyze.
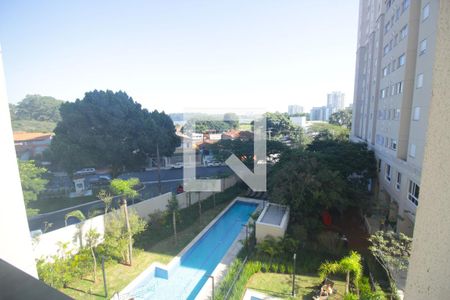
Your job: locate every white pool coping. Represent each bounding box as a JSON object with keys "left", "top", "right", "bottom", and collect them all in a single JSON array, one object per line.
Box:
[{"left": 115, "top": 196, "right": 264, "bottom": 300}]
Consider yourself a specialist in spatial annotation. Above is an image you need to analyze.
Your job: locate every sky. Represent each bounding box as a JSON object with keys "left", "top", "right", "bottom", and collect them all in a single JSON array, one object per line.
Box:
[{"left": 0, "top": 0, "right": 359, "bottom": 114}]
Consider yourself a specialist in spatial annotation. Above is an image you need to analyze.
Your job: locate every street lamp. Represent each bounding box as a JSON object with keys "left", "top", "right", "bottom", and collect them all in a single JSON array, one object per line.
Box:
[
  {"left": 242, "top": 224, "right": 249, "bottom": 252},
  {"left": 210, "top": 275, "right": 215, "bottom": 300},
  {"left": 292, "top": 253, "right": 297, "bottom": 297}
]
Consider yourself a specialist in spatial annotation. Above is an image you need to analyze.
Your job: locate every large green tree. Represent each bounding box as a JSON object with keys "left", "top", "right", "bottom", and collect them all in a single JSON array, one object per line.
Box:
[
  {"left": 265, "top": 112, "right": 296, "bottom": 138},
  {"left": 15, "top": 94, "right": 63, "bottom": 122},
  {"left": 50, "top": 90, "right": 179, "bottom": 175},
  {"left": 268, "top": 149, "right": 347, "bottom": 223},
  {"left": 329, "top": 108, "right": 352, "bottom": 129},
  {"left": 206, "top": 139, "right": 287, "bottom": 167},
  {"left": 18, "top": 160, "right": 48, "bottom": 216}
]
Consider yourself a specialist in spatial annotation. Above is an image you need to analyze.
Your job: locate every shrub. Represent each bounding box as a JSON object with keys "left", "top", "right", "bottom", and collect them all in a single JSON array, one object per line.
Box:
[
  {"left": 359, "top": 276, "right": 387, "bottom": 300},
  {"left": 344, "top": 293, "right": 359, "bottom": 300}
]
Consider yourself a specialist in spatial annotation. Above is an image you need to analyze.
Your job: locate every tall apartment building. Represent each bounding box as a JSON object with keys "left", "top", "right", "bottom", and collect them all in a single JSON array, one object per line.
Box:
[
  {"left": 310, "top": 106, "right": 331, "bottom": 122},
  {"left": 327, "top": 91, "right": 345, "bottom": 111},
  {"left": 287, "top": 105, "right": 304, "bottom": 115},
  {"left": 351, "top": 0, "right": 439, "bottom": 236}
]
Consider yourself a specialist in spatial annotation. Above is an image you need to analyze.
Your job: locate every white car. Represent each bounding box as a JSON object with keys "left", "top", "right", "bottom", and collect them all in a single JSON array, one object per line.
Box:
[
  {"left": 74, "top": 168, "right": 96, "bottom": 176},
  {"left": 207, "top": 161, "right": 221, "bottom": 167},
  {"left": 171, "top": 162, "right": 184, "bottom": 169}
]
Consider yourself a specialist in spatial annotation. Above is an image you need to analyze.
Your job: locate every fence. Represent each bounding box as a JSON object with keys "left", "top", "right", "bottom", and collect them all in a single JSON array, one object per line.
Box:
[{"left": 32, "top": 175, "right": 239, "bottom": 261}]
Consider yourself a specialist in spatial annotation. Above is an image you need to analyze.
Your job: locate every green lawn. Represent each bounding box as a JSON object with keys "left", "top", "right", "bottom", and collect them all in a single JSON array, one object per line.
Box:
[
  {"left": 29, "top": 195, "right": 97, "bottom": 215},
  {"left": 12, "top": 119, "right": 57, "bottom": 132},
  {"left": 246, "top": 272, "right": 346, "bottom": 300},
  {"left": 60, "top": 185, "right": 244, "bottom": 299},
  {"left": 239, "top": 123, "right": 252, "bottom": 131}
]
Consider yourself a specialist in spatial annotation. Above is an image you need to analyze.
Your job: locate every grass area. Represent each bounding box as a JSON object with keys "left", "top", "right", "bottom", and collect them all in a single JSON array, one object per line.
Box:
[
  {"left": 29, "top": 195, "right": 97, "bottom": 215},
  {"left": 60, "top": 184, "right": 244, "bottom": 299},
  {"left": 246, "top": 272, "right": 346, "bottom": 300},
  {"left": 12, "top": 119, "right": 57, "bottom": 132},
  {"left": 239, "top": 123, "right": 252, "bottom": 131}
]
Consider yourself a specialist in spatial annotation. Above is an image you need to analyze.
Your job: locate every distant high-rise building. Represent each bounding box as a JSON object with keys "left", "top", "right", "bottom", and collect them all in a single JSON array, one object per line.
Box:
[
  {"left": 327, "top": 91, "right": 345, "bottom": 112},
  {"left": 287, "top": 105, "right": 304, "bottom": 115},
  {"left": 310, "top": 106, "right": 331, "bottom": 122}
]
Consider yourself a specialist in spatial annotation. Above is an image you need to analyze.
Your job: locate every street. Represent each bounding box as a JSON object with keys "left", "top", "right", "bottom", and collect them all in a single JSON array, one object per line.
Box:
[{"left": 28, "top": 166, "right": 231, "bottom": 233}]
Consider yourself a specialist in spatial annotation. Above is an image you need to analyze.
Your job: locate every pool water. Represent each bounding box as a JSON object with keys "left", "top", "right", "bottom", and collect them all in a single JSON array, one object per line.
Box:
[{"left": 124, "top": 200, "right": 258, "bottom": 300}]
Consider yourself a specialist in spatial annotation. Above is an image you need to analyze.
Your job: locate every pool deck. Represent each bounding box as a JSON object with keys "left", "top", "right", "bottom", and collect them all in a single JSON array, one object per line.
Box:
[{"left": 115, "top": 196, "right": 264, "bottom": 300}]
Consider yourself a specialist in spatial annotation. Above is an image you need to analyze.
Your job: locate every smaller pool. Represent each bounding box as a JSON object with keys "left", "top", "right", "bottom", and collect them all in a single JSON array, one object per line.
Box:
[
  {"left": 255, "top": 203, "right": 289, "bottom": 242},
  {"left": 260, "top": 204, "right": 287, "bottom": 226}
]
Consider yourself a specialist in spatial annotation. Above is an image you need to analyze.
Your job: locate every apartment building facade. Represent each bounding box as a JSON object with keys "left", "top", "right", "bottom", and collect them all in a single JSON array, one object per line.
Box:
[{"left": 352, "top": 0, "right": 439, "bottom": 236}]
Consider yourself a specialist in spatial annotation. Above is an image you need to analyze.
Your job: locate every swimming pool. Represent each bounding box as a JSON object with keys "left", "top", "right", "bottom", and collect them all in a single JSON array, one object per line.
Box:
[{"left": 120, "top": 200, "right": 258, "bottom": 300}]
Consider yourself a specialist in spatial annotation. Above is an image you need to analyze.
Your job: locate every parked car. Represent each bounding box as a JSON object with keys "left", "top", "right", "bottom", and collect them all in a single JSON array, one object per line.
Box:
[
  {"left": 74, "top": 168, "right": 96, "bottom": 176},
  {"left": 207, "top": 161, "right": 221, "bottom": 167},
  {"left": 171, "top": 162, "right": 184, "bottom": 169},
  {"left": 90, "top": 175, "right": 111, "bottom": 186}
]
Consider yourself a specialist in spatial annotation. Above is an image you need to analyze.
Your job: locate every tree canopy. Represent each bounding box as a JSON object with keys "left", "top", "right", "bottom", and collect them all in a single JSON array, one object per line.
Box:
[
  {"left": 329, "top": 108, "right": 352, "bottom": 129},
  {"left": 13, "top": 94, "right": 64, "bottom": 122},
  {"left": 268, "top": 149, "right": 347, "bottom": 223},
  {"left": 206, "top": 139, "right": 287, "bottom": 167},
  {"left": 265, "top": 112, "right": 296, "bottom": 138},
  {"left": 50, "top": 90, "right": 179, "bottom": 175},
  {"left": 18, "top": 160, "right": 48, "bottom": 216},
  {"left": 182, "top": 113, "right": 239, "bottom": 133},
  {"left": 268, "top": 140, "right": 375, "bottom": 227},
  {"left": 305, "top": 122, "right": 349, "bottom": 143}
]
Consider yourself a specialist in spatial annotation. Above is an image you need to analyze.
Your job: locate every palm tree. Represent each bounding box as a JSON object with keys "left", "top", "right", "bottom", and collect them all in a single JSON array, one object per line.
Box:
[
  {"left": 257, "top": 236, "right": 279, "bottom": 271},
  {"left": 111, "top": 178, "right": 140, "bottom": 266},
  {"left": 167, "top": 194, "right": 180, "bottom": 245},
  {"left": 318, "top": 251, "right": 363, "bottom": 295}
]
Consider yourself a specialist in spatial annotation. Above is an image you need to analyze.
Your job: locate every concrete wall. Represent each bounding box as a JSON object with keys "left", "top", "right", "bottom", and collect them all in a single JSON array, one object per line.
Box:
[
  {"left": 132, "top": 192, "right": 172, "bottom": 219},
  {"left": 0, "top": 47, "right": 38, "bottom": 278},
  {"left": 33, "top": 175, "right": 240, "bottom": 261},
  {"left": 255, "top": 204, "right": 289, "bottom": 242},
  {"left": 405, "top": 2, "right": 450, "bottom": 299}
]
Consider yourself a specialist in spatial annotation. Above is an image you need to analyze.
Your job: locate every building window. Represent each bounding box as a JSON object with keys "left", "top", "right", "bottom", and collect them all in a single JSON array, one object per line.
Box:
[
  {"left": 396, "top": 7, "right": 401, "bottom": 20},
  {"left": 400, "top": 25, "right": 408, "bottom": 40},
  {"left": 378, "top": 159, "right": 382, "bottom": 172},
  {"left": 383, "top": 67, "right": 388, "bottom": 77},
  {"left": 413, "top": 107, "right": 421, "bottom": 121},
  {"left": 385, "top": 164, "right": 392, "bottom": 182},
  {"left": 395, "top": 108, "right": 401, "bottom": 120},
  {"left": 416, "top": 73, "right": 424, "bottom": 88},
  {"left": 419, "top": 39, "right": 427, "bottom": 55},
  {"left": 381, "top": 88, "right": 386, "bottom": 99},
  {"left": 384, "top": 44, "right": 389, "bottom": 55},
  {"left": 398, "top": 54, "right": 406, "bottom": 67},
  {"left": 402, "top": 0, "right": 410, "bottom": 12},
  {"left": 391, "top": 139, "right": 397, "bottom": 150},
  {"left": 396, "top": 81, "right": 403, "bottom": 94},
  {"left": 423, "top": 3, "right": 430, "bottom": 21},
  {"left": 396, "top": 172, "right": 402, "bottom": 190},
  {"left": 409, "top": 144, "right": 416, "bottom": 157},
  {"left": 384, "top": 21, "right": 390, "bottom": 34},
  {"left": 408, "top": 180, "right": 420, "bottom": 206}
]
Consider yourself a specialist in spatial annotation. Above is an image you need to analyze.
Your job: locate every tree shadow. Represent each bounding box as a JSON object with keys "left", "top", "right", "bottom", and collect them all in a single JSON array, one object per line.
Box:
[{"left": 64, "top": 284, "right": 105, "bottom": 298}]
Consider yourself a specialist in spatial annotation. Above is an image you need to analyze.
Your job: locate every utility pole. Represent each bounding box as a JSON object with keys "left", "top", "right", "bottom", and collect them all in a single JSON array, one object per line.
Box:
[
  {"left": 292, "top": 253, "right": 297, "bottom": 297},
  {"left": 121, "top": 198, "right": 132, "bottom": 266},
  {"left": 157, "top": 143, "right": 162, "bottom": 195}
]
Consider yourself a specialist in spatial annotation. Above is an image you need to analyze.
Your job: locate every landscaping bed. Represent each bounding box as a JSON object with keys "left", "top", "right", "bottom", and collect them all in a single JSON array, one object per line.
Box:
[{"left": 49, "top": 184, "right": 245, "bottom": 299}]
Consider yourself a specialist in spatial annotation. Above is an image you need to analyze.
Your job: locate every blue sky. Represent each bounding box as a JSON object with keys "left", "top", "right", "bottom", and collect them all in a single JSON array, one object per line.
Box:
[{"left": 0, "top": 0, "right": 359, "bottom": 113}]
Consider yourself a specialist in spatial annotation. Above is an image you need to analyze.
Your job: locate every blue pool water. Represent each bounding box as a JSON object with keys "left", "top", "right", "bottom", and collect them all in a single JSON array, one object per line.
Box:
[{"left": 125, "top": 200, "right": 258, "bottom": 300}]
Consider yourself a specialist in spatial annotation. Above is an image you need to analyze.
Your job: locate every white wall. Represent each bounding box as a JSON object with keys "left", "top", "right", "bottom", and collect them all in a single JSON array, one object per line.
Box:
[
  {"left": 0, "top": 47, "right": 38, "bottom": 278},
  {"left": 33, "top": 175, "right": 240, "bottom": 261}
]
